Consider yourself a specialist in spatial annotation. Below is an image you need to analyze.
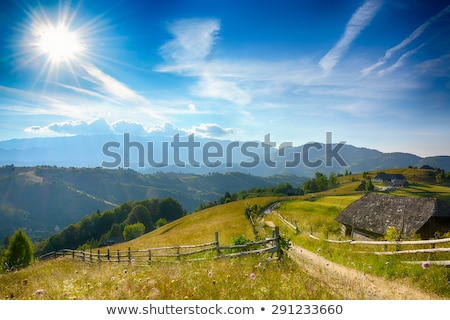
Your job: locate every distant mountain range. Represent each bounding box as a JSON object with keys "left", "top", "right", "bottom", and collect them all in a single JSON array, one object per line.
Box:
[{"left": 1, "top": 133, "right": 449, "bottom": 176}]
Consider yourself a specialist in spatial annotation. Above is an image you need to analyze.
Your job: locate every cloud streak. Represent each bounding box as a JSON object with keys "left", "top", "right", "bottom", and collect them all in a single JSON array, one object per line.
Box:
[
  {"left": 319, "top": 0, "right": 383, "bottom": 73},
  {"left": 81, "top": 63, "right": 146, "bottom": 102},
  {"left": 362, "top": 4, "right": 450, "bottom": 76}
]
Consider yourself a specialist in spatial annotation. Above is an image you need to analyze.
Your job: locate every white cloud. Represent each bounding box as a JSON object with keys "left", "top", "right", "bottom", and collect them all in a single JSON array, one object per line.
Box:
[
  {"left": 157, "top": 18, "right": 253, "bottom": 105},
  {"left": 160, "top": 18, "right": 220, "bottom": 64},
  {"left": 190, "top": 123, "right": 234, "bottom": 138},
  {"left": 48, "top": 118, "right": 113, "bottom": 135},
  {"left": 188, "top": 103, "right": 197, "bottom": 112},
  {"left": 111, "top": 120, "right": 149, "bottom": 135},
  {"left": 319, "top": 0, "right": 383, "bottom": 73}
]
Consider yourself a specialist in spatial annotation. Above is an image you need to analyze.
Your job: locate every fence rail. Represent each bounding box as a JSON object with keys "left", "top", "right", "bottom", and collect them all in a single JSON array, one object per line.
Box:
[
  {"left": 39, "top": 229, "right": 281, "bottom": 264},
  {"left": 308, "top": 233, "right": 450, "bottom": 266}
]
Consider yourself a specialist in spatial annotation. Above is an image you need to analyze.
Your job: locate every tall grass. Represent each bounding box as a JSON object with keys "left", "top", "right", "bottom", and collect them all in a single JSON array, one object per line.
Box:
[{"left": 0, "top": 255, "right": 338, "bottom": 300}]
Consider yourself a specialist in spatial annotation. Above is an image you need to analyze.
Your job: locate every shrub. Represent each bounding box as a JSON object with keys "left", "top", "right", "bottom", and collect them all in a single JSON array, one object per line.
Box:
[
  {"left": 123, "top": 223, "right": 145, "bottom": 241},
  {"left": 2, "top": 228, "right": 34, "bottom": 271}
]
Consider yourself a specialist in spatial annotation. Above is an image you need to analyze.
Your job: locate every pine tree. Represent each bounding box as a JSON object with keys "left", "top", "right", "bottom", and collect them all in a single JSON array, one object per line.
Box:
[{"left": 3, "top": 228, "right": 34, "bottom": 271}]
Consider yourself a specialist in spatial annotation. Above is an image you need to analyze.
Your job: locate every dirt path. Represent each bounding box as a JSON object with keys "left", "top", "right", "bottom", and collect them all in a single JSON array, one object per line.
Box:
[{"left": 288, "top": 245, "right": 441, "bottom": 300}]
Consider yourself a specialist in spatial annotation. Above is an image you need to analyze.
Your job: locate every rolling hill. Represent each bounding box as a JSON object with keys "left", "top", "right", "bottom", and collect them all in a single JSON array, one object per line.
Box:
[{"left": 0, "top": 165, "right": 306, "bottom": 241}]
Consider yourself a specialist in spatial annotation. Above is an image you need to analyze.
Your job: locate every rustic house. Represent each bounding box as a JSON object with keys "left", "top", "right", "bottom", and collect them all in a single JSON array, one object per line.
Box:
[
  {"left": 372, "top": 173, "right": 408, "bottom": 187},
  {"left": 335, "top": 193, "right": 450, "bottom": 240}
]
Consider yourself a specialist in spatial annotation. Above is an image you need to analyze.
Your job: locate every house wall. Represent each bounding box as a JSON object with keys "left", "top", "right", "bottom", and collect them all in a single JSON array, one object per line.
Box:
[
  {"left": 419, "top": 217, "right": 450, "bottom": 239},
  {"left": 341, "top": 224, "right": 383, "bottom": 240}
]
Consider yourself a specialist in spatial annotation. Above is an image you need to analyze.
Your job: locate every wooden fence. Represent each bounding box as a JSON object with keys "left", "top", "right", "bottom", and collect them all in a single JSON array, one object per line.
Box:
[
  {"left": 273, "top": 209, "right": 450, "bottom": 266},
  {"left": 39, "top": 229, "right": 282, "bottom": 264},
  {"left": 308, "top": 234, "right": 450, "bottom": 266}
]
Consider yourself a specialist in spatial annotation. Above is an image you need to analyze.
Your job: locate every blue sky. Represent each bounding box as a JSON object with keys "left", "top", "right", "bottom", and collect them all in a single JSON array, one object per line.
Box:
[{"left": 1, "top": 0, "right": 449, "bottom": 157}]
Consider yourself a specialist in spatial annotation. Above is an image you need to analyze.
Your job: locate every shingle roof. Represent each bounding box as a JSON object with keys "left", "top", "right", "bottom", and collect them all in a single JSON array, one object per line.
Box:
[{"left": 335, "top": 193, "right": 450, "bottom": 237}]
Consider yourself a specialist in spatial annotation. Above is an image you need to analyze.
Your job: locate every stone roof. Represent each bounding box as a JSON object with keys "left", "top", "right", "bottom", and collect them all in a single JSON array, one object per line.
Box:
[{"left": 335, "top": 193, "right": 450, "bottom": 237}]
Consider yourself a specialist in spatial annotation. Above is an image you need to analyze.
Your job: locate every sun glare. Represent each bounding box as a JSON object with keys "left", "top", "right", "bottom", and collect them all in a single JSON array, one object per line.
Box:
[{"left": 37, "top": 24, "right": 83, "bottom": 62}]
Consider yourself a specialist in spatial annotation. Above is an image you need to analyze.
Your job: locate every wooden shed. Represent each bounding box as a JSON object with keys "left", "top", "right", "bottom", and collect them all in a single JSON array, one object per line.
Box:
[{"left": 335, "top": 193, "right": 450, "bottom": 240}]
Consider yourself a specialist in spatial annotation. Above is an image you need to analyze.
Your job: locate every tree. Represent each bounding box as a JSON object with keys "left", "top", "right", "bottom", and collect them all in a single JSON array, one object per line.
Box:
[
  {"left": 156, "top": 218, "right": 168, "bottom": 229},
  {"left": 127, "top": 204, "right": 154, "bottom": 232},
  {"left": 365, "top": 178, "right": 375, "bottom": 191},
  {"left": 2, "top": 228, "right": 34, "bottom": 271},
  {"left": 123, "top": 223, "right": 145, "bottom": 241},
  {"left": 159, "top": 197, "right": 184, "bottom": 221}
]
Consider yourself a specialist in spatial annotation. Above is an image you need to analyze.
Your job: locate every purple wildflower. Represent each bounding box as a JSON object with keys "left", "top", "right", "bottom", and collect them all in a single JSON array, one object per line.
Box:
[
  {"left": 208, "top": 271, "right": 213, "bottom": 278},
  {"left": 422, "top": 261, "right": 431, "bottom": 269},
  {"left": 250, "top": 273, "right": 256, "bottom": 280},
  {"left": 35, "top": 289, "right": 45, "bottom": 295}
]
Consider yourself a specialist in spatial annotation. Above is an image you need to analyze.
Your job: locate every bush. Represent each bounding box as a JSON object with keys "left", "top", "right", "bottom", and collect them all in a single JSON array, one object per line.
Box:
[
  {"left": 122, "top": 223, "right": 145, "bottom": 241},
  {"left": 2, "top": 228, "right": 34, "bottom": 271}
]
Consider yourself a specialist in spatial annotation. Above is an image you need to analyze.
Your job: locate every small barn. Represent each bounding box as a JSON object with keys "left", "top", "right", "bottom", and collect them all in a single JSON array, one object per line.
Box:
[{"left": 335, "top": 193, "right": 450, "bottom": 240}]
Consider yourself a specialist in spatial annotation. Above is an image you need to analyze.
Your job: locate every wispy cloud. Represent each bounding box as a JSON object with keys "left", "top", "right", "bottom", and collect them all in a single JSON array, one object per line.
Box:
[
  {"left": 157, "top": 18, "right": 255, "bottom": 105},
  {"left": 362, "top": 5, "right": 450, "bottom": 76},
  {"left": 81, "top": 63, "right": 146, "bottom": 102},
  {"left": 377, "top": 43, "right": 425, "bottom": 76},
  {"left": 319, "top": 0, "right": 383, "bottom": 73},
  {"left": 159, "top": 18, "right": 220, "bottom": 64}
]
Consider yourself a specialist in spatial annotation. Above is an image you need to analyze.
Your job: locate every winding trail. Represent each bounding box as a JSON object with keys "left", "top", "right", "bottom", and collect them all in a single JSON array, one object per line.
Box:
[{"left": 288, "top": 245, "right": 441, "bottom": 300}]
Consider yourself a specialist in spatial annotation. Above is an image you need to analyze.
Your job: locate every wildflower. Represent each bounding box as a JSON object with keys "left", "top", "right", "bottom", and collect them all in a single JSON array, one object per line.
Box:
[
  {"left": 131, "top": 259, "right": 136, "bottom": 263},
  {"left": 317, "top": 248, "right": 322, "bottom": 252},
  {"left": 131, "top": 271, "right": 136, "bottom": 276},
  {"left": 385, "top": 261, "right": 390, "bottom": 266},
  {"left": 123, "top": 269, "right": 128, "bottom": 275},
  {"left": 368, "top": 265, "right": 373, "bottom": 270},
  {"left": 267, "top": 257, "right": 272, "bottom": 262},
  {"left": 35, "top": 289, "right": 45, "bottom": 295},
  {"left": 422, "top": 261, "right": 431, "bottom": 269},
  {"left": 250, "top": 273, "right": 256, "bottom": 280},
  {"left": 208, "top": 271, "right": 213, "bottom": 278},
  {"left": 111, "top": 277, "right": 115, "bottom": 281}
]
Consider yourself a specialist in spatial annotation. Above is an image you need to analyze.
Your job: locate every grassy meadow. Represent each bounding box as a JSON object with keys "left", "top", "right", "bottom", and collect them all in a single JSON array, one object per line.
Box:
[{"left": 1, "top": 168, "right": 450, "bottom": 299}]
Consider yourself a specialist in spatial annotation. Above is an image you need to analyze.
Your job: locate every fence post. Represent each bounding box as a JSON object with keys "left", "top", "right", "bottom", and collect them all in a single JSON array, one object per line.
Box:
[
  {"left": 97, "top": 249, "right": 101, "bottom": 262},
  {"left": 215, "top": 232, "right": 220, "bottom": 257},
  {"left": 82, "top": 251, "right": 85, "bottom": 262},
  {"left": 117, "top": 249, "right": 120, "bottom": 263},
  {"left": 148, "top": 249, "right": 152, "bottom": 265},
  {"left": 72, "top": 250, "right": 75, "bottom": 260},
  {"left": 272, "top": 227, "right": 281, "bottom": 259},
  {"left": 107, "top": 249, "right": 110, "bottom": 261},
  {"left": 90, "top": 249, "right": 93, "bottom": 263},
  {"left": 128, "top": 247, "right": 131, "bottom": 262}
]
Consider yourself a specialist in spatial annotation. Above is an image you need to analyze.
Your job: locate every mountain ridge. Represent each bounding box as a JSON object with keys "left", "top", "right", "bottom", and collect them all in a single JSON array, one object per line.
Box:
[{"left": 1, "top": 134, "right": 449, "bottom": 175}]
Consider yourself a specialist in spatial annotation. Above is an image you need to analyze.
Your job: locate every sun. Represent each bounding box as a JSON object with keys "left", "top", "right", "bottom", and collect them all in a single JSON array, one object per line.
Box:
[{"left": 36, "top": 24, "right": 84, "bottom": 63}]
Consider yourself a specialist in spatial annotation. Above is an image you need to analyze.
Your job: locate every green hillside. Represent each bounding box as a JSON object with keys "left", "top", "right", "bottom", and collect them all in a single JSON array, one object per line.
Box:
[
  {"left": 1, "top": 167, "right": 450, "bottom": 299},
  {"left": 0, "top": 165, "right": 306, "bottom": 241}
]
